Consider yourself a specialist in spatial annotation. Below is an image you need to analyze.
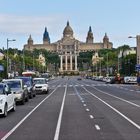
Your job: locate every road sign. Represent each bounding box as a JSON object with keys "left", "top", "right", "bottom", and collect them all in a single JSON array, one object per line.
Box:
[{"left": 135, "top": 64, "right": 140, "bottom": 71}]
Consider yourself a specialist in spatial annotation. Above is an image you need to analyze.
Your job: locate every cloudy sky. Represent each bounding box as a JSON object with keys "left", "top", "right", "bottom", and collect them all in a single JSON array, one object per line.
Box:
[{"left": 0, "top": 0, "right": 140, "bottom": 50}]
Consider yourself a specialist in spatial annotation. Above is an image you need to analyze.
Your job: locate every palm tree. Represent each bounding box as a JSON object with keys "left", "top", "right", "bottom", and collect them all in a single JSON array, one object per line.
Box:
[{"left": 117, "top": 45, "right": 131, "bottom": 58}]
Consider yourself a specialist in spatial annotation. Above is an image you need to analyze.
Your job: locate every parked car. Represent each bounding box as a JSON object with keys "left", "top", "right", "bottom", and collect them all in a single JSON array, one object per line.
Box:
[
  {"left": 77, "top": 77, "right": 82, "bottom": 80},
  {"left": 16, "top": 76, "right": 36, "bottom": 98},
  {"left": 0, "top": 83, "right": 16, "bottom": 117},
  {"left": 33, "top": 78, "right": 49, "bottom": 94},
  {"left": 3, "top": 79, "right": 29, "bottom": 105},
  {"left": 105, "top": 76, "right": 115, "bottom": 84},
  {"left": 124, "top": 76, "right": 137, "bottom": 84}
]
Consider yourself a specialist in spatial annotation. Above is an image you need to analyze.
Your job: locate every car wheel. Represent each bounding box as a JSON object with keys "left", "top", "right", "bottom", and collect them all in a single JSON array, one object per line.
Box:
[
  {"left": 26, "top": 96, "right": 29, "bottom": 102},
  {"left": 21, "top": 98, "right": 25, "bottom": 105},
  {"left": 29, "top": 93, "right": 33, "bottom": 99},
  {"left": 3, "top": 104, "right": 8, "bottom": 117},
  {"left": 33, "top": 93, "right": 36, "bottom": 97},
  {"left": 46, "top": 89, "right": 49, "bottom": 94},
  {"left": 11, "top": 101, "right": 16, "bottom": 112}
]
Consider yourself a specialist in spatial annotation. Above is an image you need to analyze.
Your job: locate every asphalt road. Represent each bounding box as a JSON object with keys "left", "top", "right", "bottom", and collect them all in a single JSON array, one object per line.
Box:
[{"left": 0, "top": 76, "right": 140, "bottom": 140}]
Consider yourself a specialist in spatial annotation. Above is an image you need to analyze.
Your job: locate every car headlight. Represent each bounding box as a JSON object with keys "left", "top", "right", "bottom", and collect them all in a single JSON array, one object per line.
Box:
[
  {"left": 0, "top": 99, "right": 3, "bottom": 104},
  {"left": 43, "top": 85, "right": 47, "bottom": 89}
]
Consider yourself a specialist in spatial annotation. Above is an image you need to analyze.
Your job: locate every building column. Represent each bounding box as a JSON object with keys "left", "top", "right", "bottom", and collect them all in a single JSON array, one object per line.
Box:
[
  {"left": 75, "top": 55, "right": 77, "bottom": 71},
  {"left": 70, "top": 55, "right": 73, "bottom": 70},
  {"left": 60, "top": 55, "right": 63, "bottom": 71},
  {"left": 65, "top": 55, "right": 68, "bottom": 70}
]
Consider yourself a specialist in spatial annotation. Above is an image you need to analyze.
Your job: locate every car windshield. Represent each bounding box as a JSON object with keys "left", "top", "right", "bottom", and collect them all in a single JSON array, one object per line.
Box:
[
  {"left": 0, "top": 84, "right": 4, "bottom": 94},
  {"left": 18, "top": 77, "right": 32, "bottom": 87},
  {"left": 5, "top": 81, "right": 21, "bottom": 89},
  {"left": 33, "top": 79, "right": 46, "bottom": 84}
]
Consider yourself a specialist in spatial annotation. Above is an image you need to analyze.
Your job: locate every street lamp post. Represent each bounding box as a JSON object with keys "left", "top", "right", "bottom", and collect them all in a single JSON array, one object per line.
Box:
[{"left": 7, "top": 38, "right": 16, "bottom": 78}]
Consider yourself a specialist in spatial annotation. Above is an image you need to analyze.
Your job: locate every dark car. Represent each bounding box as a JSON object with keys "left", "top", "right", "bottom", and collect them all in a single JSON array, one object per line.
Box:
[
  {"left": 77, "top": 77, "right": 82, "bottom": 80},
  {"left": 16, "top": 77, "right": 36, "bottom": 98}
]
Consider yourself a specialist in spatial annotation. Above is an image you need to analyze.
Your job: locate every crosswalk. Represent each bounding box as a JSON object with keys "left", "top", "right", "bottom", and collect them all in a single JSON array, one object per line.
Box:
[
  {"left": 49, "top": 83, "right": 140, "bottom": 93},
  {"left": 49, "top": 83, "right": 118, "bottom": 88}
]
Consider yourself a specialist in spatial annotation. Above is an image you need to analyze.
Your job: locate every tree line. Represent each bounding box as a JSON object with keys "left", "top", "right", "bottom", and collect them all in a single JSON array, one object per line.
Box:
[{"left": 0, "top": 45, "right": 136, "bottom": 78}]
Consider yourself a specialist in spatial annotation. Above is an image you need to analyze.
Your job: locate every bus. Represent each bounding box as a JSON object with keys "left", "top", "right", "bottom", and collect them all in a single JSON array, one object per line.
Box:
[{"left": 22, "top": 71, "right": 36, "bottom": 77}]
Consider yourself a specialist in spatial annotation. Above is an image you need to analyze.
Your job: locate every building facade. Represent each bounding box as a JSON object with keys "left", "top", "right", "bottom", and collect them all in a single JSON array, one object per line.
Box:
[{"left": 24, "top": 21, "right": 113, "bottom": 74}]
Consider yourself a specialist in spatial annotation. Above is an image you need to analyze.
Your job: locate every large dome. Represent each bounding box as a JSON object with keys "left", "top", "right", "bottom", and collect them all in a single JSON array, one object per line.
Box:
[{"left": 63, "top": 21, "right": 73, "bottom": 38}]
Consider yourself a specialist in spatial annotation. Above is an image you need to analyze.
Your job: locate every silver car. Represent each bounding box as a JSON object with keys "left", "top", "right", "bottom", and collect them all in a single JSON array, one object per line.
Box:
[{"left": 3, "top": 79, "right": 29, "bottom": 105}]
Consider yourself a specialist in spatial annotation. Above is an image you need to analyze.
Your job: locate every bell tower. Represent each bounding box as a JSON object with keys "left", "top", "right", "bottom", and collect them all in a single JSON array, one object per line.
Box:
[
  {"left": 43, "top": 27, "right": 50, "bottom": 44},
  {"left": 28, "top": 35, "right": 33, "bottom": 45},
  {"left": 86, "top": 26, "right": 94, "bottom": 44},
  {"left": 103, "top": 33, "right": 109, "bottom": 48}
]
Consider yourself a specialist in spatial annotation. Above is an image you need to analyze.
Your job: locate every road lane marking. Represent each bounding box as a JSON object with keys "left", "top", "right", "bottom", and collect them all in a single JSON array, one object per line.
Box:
[
  {"left": 1, "top": 87, "right": 59, "bottom": 140},
  {"left": 95, "top": 125, "right": 101, "bottom": 130},
  {"left": 86, "top": 84, "right": 90, "bottom": 86},
  {"left": 91, "top": 86, "right": 140, "bottom": 108},
  {"left": 89, "top": 115, "right": 94, "bottom": 119},
  {"left": 83, "top": 104, "right": 87, "bottom": 107},
  {"left": 130, "top": 90, "right": 134, "bottom": 91},
  {"left": 84, "top": 87, "right": 140, "bottom": 130},
  {"left": 86, "top": 108, "right": 90, "bottom": 112},
  {"left": 136, "top": 91, "right": 140, "bottom": 93},
  {"left": 54, "top": 85, "right": 67, "bottom": 140}
]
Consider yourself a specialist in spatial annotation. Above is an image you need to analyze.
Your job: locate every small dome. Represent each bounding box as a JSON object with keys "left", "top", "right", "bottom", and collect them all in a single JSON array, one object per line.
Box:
[{"left": 63, "top": 21, "right": 73, "bottom": 38}]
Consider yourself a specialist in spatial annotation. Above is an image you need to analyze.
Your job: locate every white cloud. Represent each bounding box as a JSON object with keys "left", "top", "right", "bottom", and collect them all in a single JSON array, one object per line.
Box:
[{"left": 0, "top": 13, "right": 65, "bottom": 35}]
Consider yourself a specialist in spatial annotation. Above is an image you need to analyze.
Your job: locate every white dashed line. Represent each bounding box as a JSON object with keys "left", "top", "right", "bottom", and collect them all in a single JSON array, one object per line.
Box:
[
  {"left": 136, "top": 91, "right": 140, "bottom": 93},
  {"left": 86, "top": 84, "right": 90, "bottom": 86},
  {"left": 130, "top": 90, "right": 134, "bottom": 91},
  {"left": 83, "top": 104, "right": 87, "bottom": 107},
  {"left": 95, "top": 125, "right": 101, "bottom": 130},
  {"left": 89, "top": 115, "right": 94, "bottom": 119},
  {"left": 86, "top": 108, "right": 90, "bottom": 112},
  {"left": 84, "top": 87, "right": 140, "bottom": 130}
]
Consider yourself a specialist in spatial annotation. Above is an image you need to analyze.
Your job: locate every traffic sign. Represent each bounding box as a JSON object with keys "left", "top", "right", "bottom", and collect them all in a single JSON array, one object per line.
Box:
[{"left": 136, "top": 64, "right": 140, "bottom": 71}]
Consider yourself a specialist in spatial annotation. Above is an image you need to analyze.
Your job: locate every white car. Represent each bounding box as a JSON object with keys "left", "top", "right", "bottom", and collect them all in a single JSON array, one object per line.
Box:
[
  {"left": 33, "top": 78, "right": 49, "bottom": 94},
  {"left": 124, "top": 76, "right": 137, "bottom": 84},
  {"left": 0, "top": 83, "right": 16, "bottom": 117}
]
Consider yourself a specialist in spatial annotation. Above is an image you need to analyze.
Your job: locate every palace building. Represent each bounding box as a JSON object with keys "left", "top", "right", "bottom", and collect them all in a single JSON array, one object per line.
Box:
[{"left": 24, "top": 21, "right": 113, "bottom": 74}]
